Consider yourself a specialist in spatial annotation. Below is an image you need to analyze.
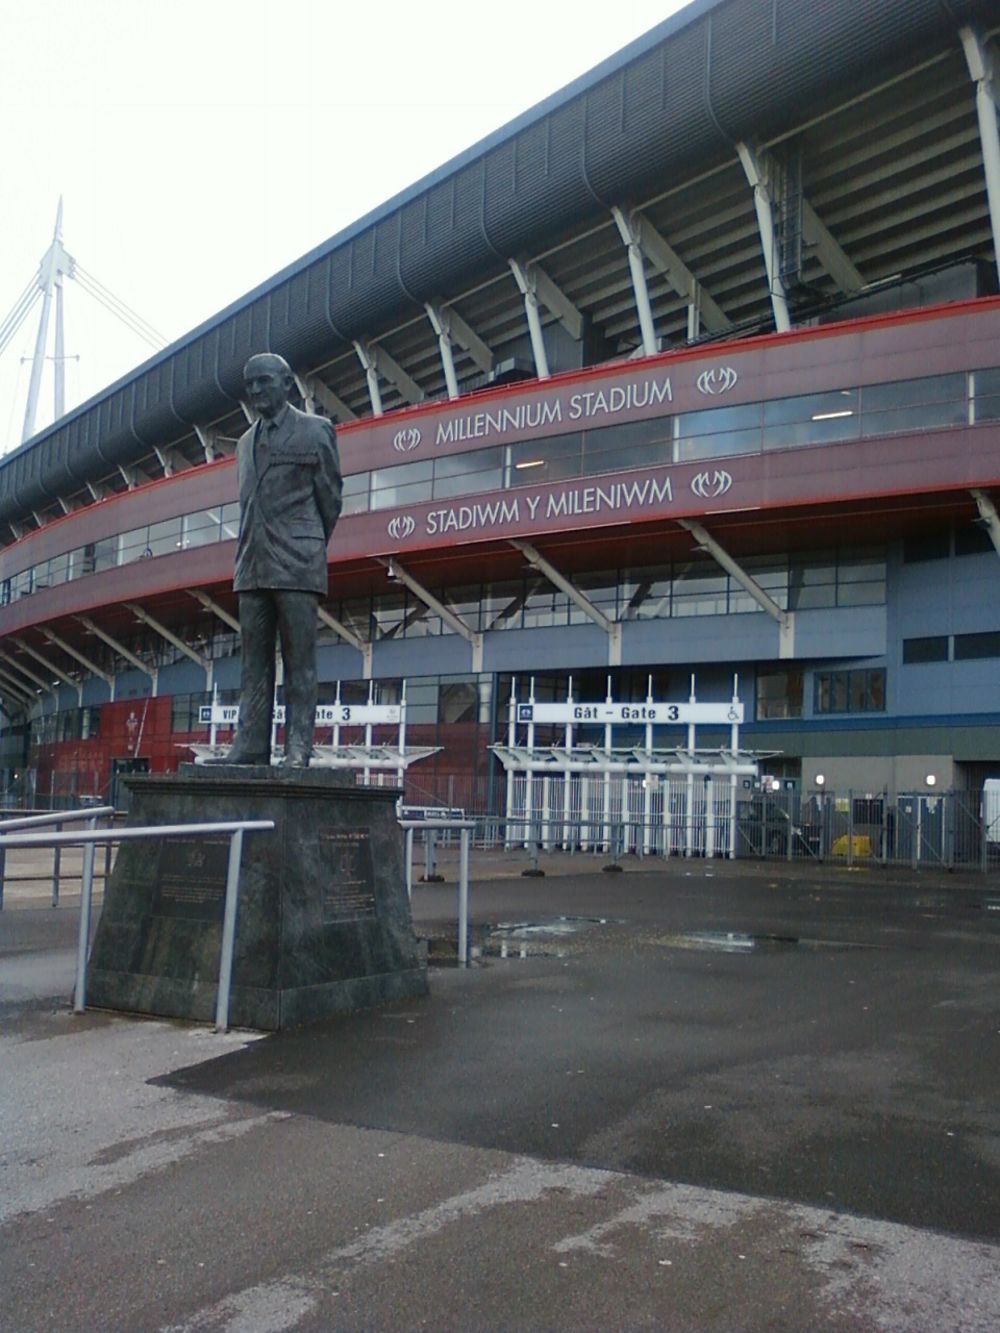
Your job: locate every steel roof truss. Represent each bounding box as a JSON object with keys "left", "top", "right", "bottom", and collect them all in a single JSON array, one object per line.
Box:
[
  {"left": 0, "top": 650, "right": 53, "bottom": 695},
  {"left": 619, "top": 207, "right": 730, "bottom": 338},
  {"left": 77, "top": 616, "right": 157, "bottom": 689},
  {"left": 971, "top": 489, "right": 1000, "bottom": 558},
  {"left": 186, "top": 589, "right": 240, "bottom": 634},
  {"left": 11, "top": 637, "right": 80, "bottom": 700},
  {"left": 678, "top": 518, "right": 794, "bottom": 658},
  {"left": 295, "top": 373, "right": 358, "bottom": 424},
  {"left": 0, "top": 665, "right": 34, "bottom": 703},
  {"left": 316, "top": 605, "right": 372, "bottom": 680},
  {"left": 40, "top": 627, "right": 115, "bottom": 691},
  {"left": 124, "top": 602, "right": 211, "bottom": 688},
  {"left": 378, "top": 558, "right": 482, "bottom": 673},
  {"left": 510, "top": 539, "right": 621, "bottom": 667}
]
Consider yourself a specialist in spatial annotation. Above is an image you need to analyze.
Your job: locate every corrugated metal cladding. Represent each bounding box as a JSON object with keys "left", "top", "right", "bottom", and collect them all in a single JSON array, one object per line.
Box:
[{"left": 0, "top": 0, "right": 993, "bottom": 526}]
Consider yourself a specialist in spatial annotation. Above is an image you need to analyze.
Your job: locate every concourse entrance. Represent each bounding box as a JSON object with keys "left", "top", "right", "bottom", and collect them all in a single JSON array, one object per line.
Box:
[{"left": 492, "top": 678, "right": 762, "bottom": 859}]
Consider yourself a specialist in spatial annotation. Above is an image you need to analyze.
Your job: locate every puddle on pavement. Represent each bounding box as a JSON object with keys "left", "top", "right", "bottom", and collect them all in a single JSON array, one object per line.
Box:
[
  {"left": 654, "top": 930, "right": 877, "bottom": 954},
  {"left": 425, "top": 916, "right": 616, "bottom": 966}
]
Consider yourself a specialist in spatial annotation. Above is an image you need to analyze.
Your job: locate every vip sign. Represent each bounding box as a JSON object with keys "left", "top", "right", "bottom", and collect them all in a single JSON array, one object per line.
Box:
[{"left": 199, "top": 704, "right": 402, "bottom": 726}]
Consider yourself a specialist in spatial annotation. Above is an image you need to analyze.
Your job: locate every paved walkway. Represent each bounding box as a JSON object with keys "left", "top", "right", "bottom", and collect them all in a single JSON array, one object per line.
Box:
[{"left": 3, "top": 855, "right": 1000, "bottom": 1330}]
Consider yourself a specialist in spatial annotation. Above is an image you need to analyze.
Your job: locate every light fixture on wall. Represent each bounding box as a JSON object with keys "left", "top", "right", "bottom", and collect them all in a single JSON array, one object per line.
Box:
[
  {"left": 815, "top": 773, "right": 826, "bottom": 787},
  {"left": 925, "top": 774, "right": 937, "bottom": 787}
]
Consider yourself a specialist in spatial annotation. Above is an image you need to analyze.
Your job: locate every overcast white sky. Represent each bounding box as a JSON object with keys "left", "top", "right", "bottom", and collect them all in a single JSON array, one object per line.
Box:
[{"left": 0, "top": 0, "right": 691, "bottom": 454}]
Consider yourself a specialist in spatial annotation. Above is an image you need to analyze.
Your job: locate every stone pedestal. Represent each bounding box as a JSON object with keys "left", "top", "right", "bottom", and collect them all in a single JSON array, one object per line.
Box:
[{"left": 86, "top": 765, "right": 427, "bottom": 1029}]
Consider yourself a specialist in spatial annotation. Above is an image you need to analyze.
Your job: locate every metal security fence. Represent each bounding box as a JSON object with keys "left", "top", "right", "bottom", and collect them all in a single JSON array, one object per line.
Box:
[{"left": 482, "top": 786, "right": 1000, "bottom": 871}]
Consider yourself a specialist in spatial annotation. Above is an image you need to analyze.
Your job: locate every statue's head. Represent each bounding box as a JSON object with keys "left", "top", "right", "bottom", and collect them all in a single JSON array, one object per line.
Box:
[{"left": 244, "top": 352, "right": 294, "bottom": 419}]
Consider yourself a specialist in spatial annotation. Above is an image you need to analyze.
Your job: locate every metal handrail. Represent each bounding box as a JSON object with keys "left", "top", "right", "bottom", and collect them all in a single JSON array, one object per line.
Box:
[
  {"left": 0, "top": 805, "right": 117, "bottom": 910},
  {"left": 0, "top": 819, "right": 275, "bottom": 1031},
  {"left": 399, "top": 816, "right": 477, "bottom": 965}
]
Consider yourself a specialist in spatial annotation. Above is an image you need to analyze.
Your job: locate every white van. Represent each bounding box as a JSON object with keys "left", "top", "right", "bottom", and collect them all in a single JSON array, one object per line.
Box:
[{"left": 984, "top": 779, "right": 1000, "bottom": 845}]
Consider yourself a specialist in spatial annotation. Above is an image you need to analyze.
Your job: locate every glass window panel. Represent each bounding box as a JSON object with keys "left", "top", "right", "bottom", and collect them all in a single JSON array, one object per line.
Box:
[
  {"left": 509, "top": 434, "right": 583, "bottom": 484},
  {"left": 372, "top": 591, "right": 407, "bottom": 640},
  {"left": 433, "top": 448, "right": 503, "bottom": 498},
  {"left": 523, "top": 585, "right": 569, "bottom": 628},
  {"left": 954, "top": 631, "right": 1000, "bottom": 660},
  {"left": 975, "top": 393, "right": 1000, "bottom": 424},
  {"left": 756, "top": 669, "right": 803, "bottom": 719},
  {"left": 675, "top": 427, "right": 760, "bottom": 461},
  {"left": 147, "top": 518, "right": 183, "bottom": 557},
  {"left": 582, "top": 417, "right": 673, "bottom": 474},
  {"left": 181, "top": 511, "right": 221, "bottom": 549},
  {"left": 863, "top": 374, "right": 965, "bottom": 410},
  {"left": 371, "top": 459, "right": 432, "bottom": 509},
  {"left": 903, "top": 636, "right": 949, "bottom": 664},
  {"left": 218, "top": 503, "right": 240, "bottom": 538},
  {"left": 439, "top": 680, "right": 478, "bottom": 723},
  {"left": 482, "top": 580, "right": 526, "bottom": 630},
  {"left": 955, "top": 523, "right": 994, "bottom": 556},
  {"left": 119, "top": 527, "right": 151, "bottom": 562},
  {"left": 678, "top": 402, "right": 761, "bottom": 437},
  {"left": 903, "top": 533, "right": 949, "bottom": 563},
  {"left": 672, "top": 567, "right": 727, "bottom": 617},
  {"left": 763, "top": 389, "right": 858, "bottom": 425},
  {"left": 341, "top": 472, "right": 370, "bottom": 515}
]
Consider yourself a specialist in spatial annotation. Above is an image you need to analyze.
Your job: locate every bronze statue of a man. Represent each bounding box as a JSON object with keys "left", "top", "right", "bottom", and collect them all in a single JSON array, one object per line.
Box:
[{"left": 219, "top": 352, "right": 342, "bottom": 766}]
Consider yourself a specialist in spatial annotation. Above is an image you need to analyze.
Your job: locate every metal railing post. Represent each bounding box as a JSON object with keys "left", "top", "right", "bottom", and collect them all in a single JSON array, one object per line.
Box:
[
  {"left": 52, "top": 824, "right": 63, "bottom": 907},
  {"left": 215, "top": 827, "right": 245, "bottom": 1033},
  {"left": 73, "top": 840, "right": 97, "bottom": 1014},
  {"left": 405, "top": 826, "right": 415, "bottom": 899},
  {"left": 458, "top": 826, "right": 470, "bottom": 966}
]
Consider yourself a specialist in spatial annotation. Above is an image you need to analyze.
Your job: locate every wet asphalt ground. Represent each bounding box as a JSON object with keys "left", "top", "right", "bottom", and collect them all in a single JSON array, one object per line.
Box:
[{"left": 3, "top": 853, "right": 1000, "bottom": 1331}]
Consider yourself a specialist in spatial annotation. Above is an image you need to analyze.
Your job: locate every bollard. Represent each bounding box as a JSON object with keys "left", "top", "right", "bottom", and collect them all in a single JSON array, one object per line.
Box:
[
  {"left": 52, "top": 830, "right": 63, "bottom": 907},
  {"left": 522, "top": 818, "right": 545, "bottom": 877},
  {"left": 405, "top": 826, "right": 415, "bottom": 900},
  {"left": 458, "top": 826, "right": 470, "bottom": 966}
]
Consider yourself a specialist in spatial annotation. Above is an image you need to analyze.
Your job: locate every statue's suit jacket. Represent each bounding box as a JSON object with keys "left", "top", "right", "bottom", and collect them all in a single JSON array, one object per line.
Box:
[{"left": 233, "top": 404, "right": 342, "bottom": 596}]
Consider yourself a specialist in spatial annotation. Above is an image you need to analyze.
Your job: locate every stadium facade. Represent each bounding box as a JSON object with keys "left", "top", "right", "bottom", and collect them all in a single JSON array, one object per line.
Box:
[{"left": 1, "top": 0, "right": 999, "bottom": 817}]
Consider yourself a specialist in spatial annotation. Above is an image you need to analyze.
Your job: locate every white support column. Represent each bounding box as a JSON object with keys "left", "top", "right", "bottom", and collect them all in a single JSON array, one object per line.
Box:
[
  {"left": 508, "top": 259, "right": 551, "bottom": 380},
  {"left": 153, "top": 445, "right": 183, "bottom": 478},
  {"left": 425, "top": 303, "right": 460, "bottom": 400},
  {"left": 125, "top": 602, "right": 213, "bottom": 689},
  {"left": 354, "top": 340, "right": 384, "bottom": 416},
  {"left": 427, "top": 301, "right": 493, "bottom": 375},
  {"left": 12, "top": 637, "right": 81, "bottom": 703},
  {"left": 961, "top": 27, "right": 1000, "bottom": 283},
  {"left": 41, "top": 627, "right": 115, "bottom": 699},
  {"left": 295, "top": 372, "right": 358, "bottom": 423},
  {"left": 86, "top": 480, "right": 111, "bottom": 502},
  {"left": 972, "top": 489, "right": 1000, "bottom": 557},
  {"left": 379, "top": 558, "right": 482, "bottom": 673},
  {"left": 77, "top": 615, "right": 158, "bottom": 694},
  {"left": 193, "top": 424, "right": 224, "bottom": 463},
  {"left": 736, "top": 142, "right": 792, "bottom": 333},
  {"left": 118, "top": 464, "right": 138, "bottom": 490},
  {"left": 678, "top": 518, "right": 794, "bottom": 657},
  {"left": 511, "top": 540, "right": 622, "bottom": 666},
  {"left": 611, "top": 206, "right": 659, "bottom": 356},
  {"left": 354, "top": 340, "right": 423, "bottom": 410},
  {"left": 317, "top": 605, "right": 373, "bottom": 680},
  {"left": 623, "top": 209, "right": 729, "bottom": 335}
]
